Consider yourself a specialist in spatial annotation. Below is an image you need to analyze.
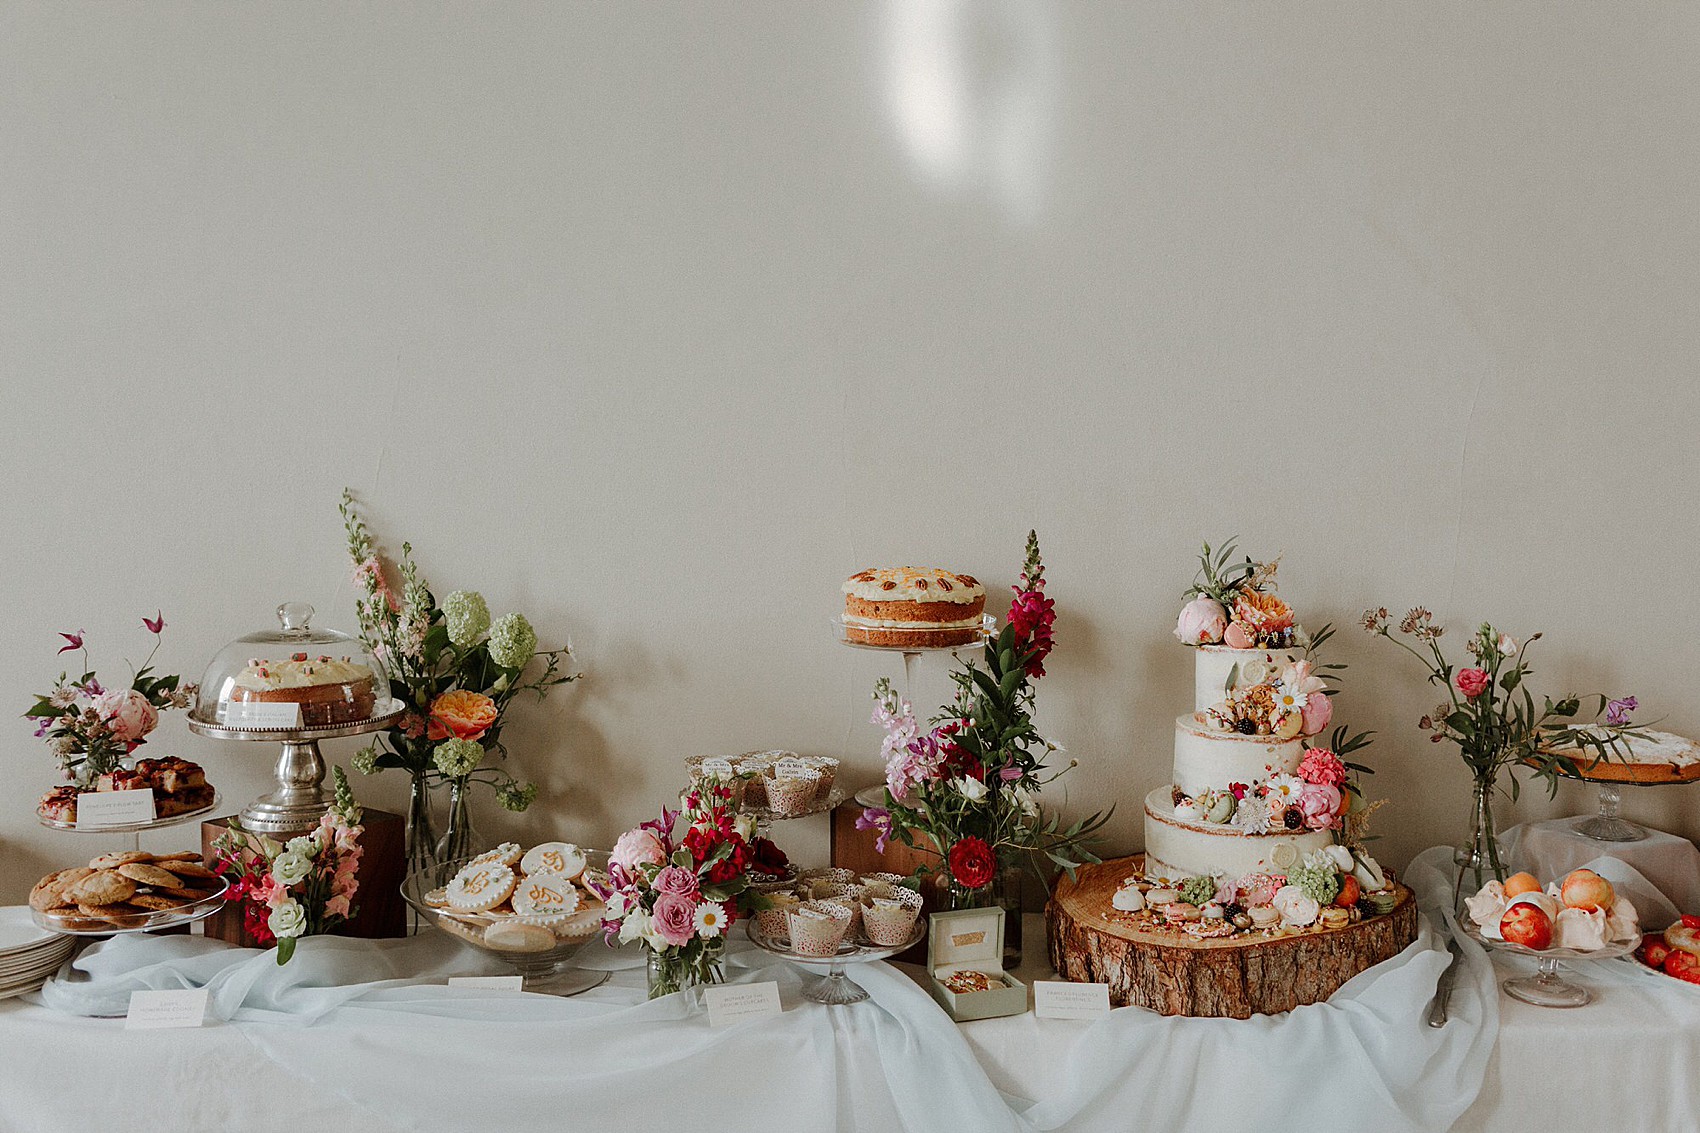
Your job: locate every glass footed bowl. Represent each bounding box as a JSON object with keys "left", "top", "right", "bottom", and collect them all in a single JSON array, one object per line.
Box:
[
  {"left": 1462, "top": 921, "right": 1642, "bottom": 1008},
  {"left": 402, "top": 852, "right": 613, "bottom": 996},
  {"left": 192, "top": 602, "right": 394, "bottom": 732}
]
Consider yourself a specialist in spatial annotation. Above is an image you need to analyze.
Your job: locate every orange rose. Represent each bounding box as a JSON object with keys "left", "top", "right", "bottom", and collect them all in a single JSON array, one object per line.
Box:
[
  {"left": 1233, "top": 590, "right": 1295, "bottom": 633},
  {"left": 427, "top": 689, "right": 498, "bottom": 742}
]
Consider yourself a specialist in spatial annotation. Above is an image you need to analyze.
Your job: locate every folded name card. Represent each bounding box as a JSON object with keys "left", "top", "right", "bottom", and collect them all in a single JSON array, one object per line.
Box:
[
  {"left": 447, "top": 976, "right": 524, "bottom": 990},
  {"left": 222, "top": 702, "right": 303, "bottom": 728},
  {"left": 705, "top": 981, "right": 782, "bottom": 1027},
  {"left": 76, "top": 789, "right": 156, "bottom": 827},
  {"left": 1033, "top": 981, "right": 1112, "bottom": 1019},
  {"left": 126, "top": 989, "right": 209, "bottom": 1030}
]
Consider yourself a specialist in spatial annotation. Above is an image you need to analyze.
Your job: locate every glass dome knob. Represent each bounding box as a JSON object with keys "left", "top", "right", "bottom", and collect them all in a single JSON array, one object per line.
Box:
[{"left": 277, "top": 602, "right": 316, "bottom": 635}]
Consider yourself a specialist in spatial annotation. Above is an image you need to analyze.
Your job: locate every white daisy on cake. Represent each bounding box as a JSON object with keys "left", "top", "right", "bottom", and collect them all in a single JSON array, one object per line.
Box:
[
  {"left": 693, "top": 902, "right": 729, "bottom": 938},
  {"left": 1264, "top": 773, "right": 1304, "bottom": 806}
]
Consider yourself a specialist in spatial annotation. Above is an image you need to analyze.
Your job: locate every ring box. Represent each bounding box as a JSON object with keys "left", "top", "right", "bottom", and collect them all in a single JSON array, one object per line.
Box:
[{"left": 926, "top": 906, "right": 1027, "bottom": 1021}]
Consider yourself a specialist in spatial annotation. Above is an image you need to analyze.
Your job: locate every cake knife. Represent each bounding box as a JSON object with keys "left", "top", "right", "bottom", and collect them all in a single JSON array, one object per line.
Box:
[{"left": 1426, "top": 935, "right": 1464, "bottom": 1027}]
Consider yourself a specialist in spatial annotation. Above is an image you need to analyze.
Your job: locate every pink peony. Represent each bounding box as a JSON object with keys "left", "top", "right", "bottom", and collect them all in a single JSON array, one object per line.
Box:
[
  {"left": 1300, "top": 691, "right": 1333, "bottom": 736},
  {"left": 1455, "top": 668, "right": 1490, "bottom": 699},
  {"left": 653, "top": 865, "right": 700, "bottom": 900},
  {"left": 611, "top": 828, "right": 667, "bottom": 871},
  {"left": 1174, "top": 598, "right": 1229, "bottom": 645},
  {"left": 1298, "top": 782, "right": 1343, "bottom": 830},
  {"left": 1297, "top": 747, "right": 1347, "bottom": 787},
  {"left": 1222, "top": 621, "right": 1254, "bottom": 649},
  {"left": 94, "top": 689, "right": 158, "bottom": 741},
  {"left": 651, "top": 893, "right": 698, "bottom": 948}
]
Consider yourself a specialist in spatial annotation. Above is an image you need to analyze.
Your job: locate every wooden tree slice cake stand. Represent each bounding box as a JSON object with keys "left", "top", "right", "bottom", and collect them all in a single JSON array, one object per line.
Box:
[{"left": 1046, "top": 854, "right": 1420, "bottom": 1018}]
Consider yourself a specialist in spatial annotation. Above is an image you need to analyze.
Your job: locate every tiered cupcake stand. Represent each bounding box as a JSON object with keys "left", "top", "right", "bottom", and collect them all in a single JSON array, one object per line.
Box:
[{"left": 745, "top": 917, "right": 926, "bottom": 1005}]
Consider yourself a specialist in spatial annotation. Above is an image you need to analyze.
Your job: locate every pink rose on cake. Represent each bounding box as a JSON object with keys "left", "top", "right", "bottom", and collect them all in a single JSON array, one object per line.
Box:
[
  {"left": 94, "top": 688, "right": 158, "bottom": 742},
  {"left": 651, "top": 893, "right": 699, "bottom": 948},
  {"left": 611, "top": 828, "right": 667, "bottom": 870},
  {"left": 1174, "top": 598, "right": 1228, "bottom": 645}
]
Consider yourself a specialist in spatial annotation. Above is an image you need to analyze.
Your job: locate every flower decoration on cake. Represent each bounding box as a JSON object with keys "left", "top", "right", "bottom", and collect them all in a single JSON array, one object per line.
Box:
[
  {"left": 859, "top": 532, "right": 1110, "bottom": 900},
  {"left": 1175, "top": 539, "right": 1307, "bottom": 650},
  {"left": 589, "top": 783, "right": 758, "bottom": 998},
  {"left": 25, "top": 614, "right": 196, "bottom": 790}
]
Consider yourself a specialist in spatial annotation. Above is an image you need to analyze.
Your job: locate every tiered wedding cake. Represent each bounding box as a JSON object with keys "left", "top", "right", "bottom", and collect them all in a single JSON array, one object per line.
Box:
[{"left": 1142, "top": 644, "right": 1335, "bottom": 880}]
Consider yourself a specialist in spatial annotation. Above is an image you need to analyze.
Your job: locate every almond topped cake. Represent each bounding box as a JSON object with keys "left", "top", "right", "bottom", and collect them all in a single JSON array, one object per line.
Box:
[{"left": 841, "top": 567, "right": 985, "bottom": 648}]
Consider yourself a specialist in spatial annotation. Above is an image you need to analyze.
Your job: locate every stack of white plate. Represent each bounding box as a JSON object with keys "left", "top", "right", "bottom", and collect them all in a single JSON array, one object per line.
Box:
[{"left": 0, "top": 906, "right": 75, "bottom": 1000}]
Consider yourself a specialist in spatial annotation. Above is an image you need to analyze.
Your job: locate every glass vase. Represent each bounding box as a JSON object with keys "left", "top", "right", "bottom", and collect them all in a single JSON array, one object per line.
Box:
[
  {"left": 435, "top": 779, "right": 484, "bottom": 865},
  {"left": 404, "top": 770, "right": 439, "bottom": 878},
  {"left": 644, "top": 940, "right": 725, "bottom": 1006},
  {"left": 1454, "top": 777, "right": 1507, "bottom": 907}
]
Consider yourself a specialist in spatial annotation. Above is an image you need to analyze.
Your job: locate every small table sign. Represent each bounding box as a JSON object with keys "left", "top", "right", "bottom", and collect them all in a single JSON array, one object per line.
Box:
[
  {"left": 1033, "top": 981, "right": 1112, "bottom": 1020},
  {"left": 76, "top": 789, "right": 156, "bottom": 827},
  {"left": 125, "top": 989, "right": 209, "bottom": 1030},
  {"left": 705, "top": 981, "right": 783, "bottom": 1027},
  {"left": 447, "top": 976, "right": 524, "bottom": 990}
]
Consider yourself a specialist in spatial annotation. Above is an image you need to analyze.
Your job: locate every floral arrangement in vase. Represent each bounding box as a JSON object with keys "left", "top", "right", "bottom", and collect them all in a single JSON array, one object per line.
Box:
[
  {"left": 858, "top": 532, "right": 1110, "bottom": 909},
  {"left": 1363, "top": 608, "right": 1637, "bottom": 888},
  {"left": 214, "top": 767, "right": 364, "bottom": 964},
  {"left": 589, "top": 784, "right": 756, "bottom": 999},
  {"left": 25, "top": 614, "right": 195, "bottom": 789},
  {"left": 340, "top": 490, "right": 577, "bottom": 866}
]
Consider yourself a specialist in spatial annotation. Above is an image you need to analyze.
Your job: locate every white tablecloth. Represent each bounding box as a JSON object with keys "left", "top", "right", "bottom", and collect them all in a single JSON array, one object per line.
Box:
[
  {"left": 1, "top": 833, "right": 1695, "bottom": 1133},
  {"left": 1504, "top": 816, "right": 1700, "bottom": 913}
]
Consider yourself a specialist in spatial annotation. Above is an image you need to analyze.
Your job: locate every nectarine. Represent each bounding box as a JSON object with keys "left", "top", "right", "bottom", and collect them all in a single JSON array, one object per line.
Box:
[
  {"left": 1503, "top": 872, "right": 1541, "bottom": 898},
  {"left": 1501, "top": 902, "right": 1553, "bottom": 949},
  {"left": 1560, "top": 869, "right": 1615, "bottom": 912}
]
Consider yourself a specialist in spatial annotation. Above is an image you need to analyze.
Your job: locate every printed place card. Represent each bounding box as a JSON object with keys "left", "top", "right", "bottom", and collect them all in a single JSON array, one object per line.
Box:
[
  {"left": 1033, "top": 981, "right": 1112, "bottom": 1020},
  {"left": 447, "top": 975, "right": 524, "bottom": 990},
  {"left": 125, "top": 989, "right": 209, "bottom": 1030},
  {"left": 705, "top": 981, "right": 782, "bottom": 1027},
  {"left": 699, "top": 758, "right": 736, "bottom": 778},
  {"left": 76, "top": 789, "right": 155, "bottom": 827},
  {"left": 222, "top": 701, "right": 303, "bottom": 728}
]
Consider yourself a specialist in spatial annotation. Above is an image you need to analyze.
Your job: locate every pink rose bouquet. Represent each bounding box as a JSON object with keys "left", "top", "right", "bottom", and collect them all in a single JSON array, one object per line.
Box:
[
  {"left": 214, "top": 768, "right": 364, "bottom": 964},
  {"left": 26, "top": 615, "right": 195, "bottom": 789},
  {"left": 589, "top": 784, "right": 756, "bottom": 999}
]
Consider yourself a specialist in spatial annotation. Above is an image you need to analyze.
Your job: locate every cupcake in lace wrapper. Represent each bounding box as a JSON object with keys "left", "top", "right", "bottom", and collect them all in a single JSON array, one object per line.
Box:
[
  {"left": 863, "top": 888, "right": 923, "bottom": 946},
  {"left": 765, "top": 769, "right": 821, "bottom": 816},
  {"left": 754, "top": 891, "right": 801, "bottom": 938},
  {"left": 801, "top": 756, "right": 839, "bottom": 801},
  {"left": 787, "top": 901, "right": 853, "bottom": 957}
]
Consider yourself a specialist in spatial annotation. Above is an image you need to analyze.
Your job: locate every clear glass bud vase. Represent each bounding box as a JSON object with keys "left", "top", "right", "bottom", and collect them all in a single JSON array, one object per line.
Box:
[
  {"left": 1454, "top": 778, "right": 1507, "bottom": 907},
  {"left": 435, "top": 779, "right": 483, "bottom": 864},
  {"left": 645, "top": 940, "right": 725, "bottom": 1008}
]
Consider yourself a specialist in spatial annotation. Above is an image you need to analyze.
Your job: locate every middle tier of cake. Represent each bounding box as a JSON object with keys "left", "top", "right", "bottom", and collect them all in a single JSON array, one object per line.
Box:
[
  {"left": 1142, "top": 786, "right": 1333, "bottom": 880},
  {"left": 1172, "top": 714, "right": 1304, "bottom": 798}
]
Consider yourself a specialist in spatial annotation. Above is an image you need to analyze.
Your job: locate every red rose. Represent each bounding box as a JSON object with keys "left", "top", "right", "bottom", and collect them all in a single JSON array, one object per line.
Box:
[
  {"left": 1455, "top": 668, "right": 1490, "bottom": 699},
  {"left": 947, "top": 836, "right": 997, "bottom": 890}
]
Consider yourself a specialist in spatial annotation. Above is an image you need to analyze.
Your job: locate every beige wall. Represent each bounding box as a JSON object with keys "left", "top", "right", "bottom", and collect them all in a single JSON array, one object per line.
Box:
[{"left": 2, "top": 3, "right": 1696, "bottom": 903}]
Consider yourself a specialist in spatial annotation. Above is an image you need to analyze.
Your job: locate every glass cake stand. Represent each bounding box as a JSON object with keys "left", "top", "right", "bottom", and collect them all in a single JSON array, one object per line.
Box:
[
  {"left": 1560, "top": 773, "right": 1697, "bottom": 843},
  {"left": 30, "top": 881, "right": 230, "bottom": 937},
  {"left": 745, "top": 917, "right": 925, "bottom": 1005},
  {"left": 36, "top": 792, "right": 222, "bottom": 835},
  {"left": 1463, "top": 922, "right": 1641, "bottom": 1007}
]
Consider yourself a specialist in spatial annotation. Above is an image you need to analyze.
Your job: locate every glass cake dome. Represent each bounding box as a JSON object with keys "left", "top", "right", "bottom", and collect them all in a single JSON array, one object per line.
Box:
[{"left": 192, "top": 602, "right": 393, "bottom": 731}]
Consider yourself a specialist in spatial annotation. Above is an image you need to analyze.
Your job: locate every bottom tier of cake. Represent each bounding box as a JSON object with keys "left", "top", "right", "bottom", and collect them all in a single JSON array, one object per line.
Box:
[{"left": 1142, "top": 786, "right": 1332, "bottom": 880}]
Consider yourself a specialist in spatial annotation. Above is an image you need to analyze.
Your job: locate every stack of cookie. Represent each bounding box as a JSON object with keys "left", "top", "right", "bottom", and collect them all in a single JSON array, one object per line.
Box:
[
  {"left": 29, "top": 851, "right": 226, "bottom": 933},
  {"left": 421, "top": 842, "right": 607, "bottom": 954}
]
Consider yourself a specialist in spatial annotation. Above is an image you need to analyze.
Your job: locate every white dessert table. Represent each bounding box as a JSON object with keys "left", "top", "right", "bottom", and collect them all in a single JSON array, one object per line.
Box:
[
  {"left": 0, "top": 841, "right": 1694, "bottom": 1133},
  {"left": 1501, "top": 816, "right": 1700, "bottom": 913}
]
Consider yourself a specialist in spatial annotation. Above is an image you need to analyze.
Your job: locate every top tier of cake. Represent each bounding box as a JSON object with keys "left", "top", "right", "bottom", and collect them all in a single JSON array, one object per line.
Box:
[{"left": 1191, "top": 645, "right": 1301, "bottom": 712}]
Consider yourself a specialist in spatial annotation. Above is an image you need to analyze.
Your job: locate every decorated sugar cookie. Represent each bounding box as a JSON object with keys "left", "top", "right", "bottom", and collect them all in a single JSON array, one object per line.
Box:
[
  {"left": 521, "top": 842, "right": 586, "bottom": 881},
  {"left": 467, "top": 842, "right": 523, "bottom": 870},
  {"left": 510, "top": 872, "right": 582, "bottom": 918},
  {"left": 446, "top": 861, "right": 516, "bottom": 913}
]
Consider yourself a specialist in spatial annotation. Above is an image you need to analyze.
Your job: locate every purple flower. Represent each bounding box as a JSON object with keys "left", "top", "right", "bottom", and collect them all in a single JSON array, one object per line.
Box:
[
  {"left": 143, "top": 611, "right": 166, "bottom": 635},
  {"left": 999, "top": 766, "right": 1023, "bottom": 782},
  {"left": 32, "top": 717, "right": 53, "bottom": 738},
  {"left": 1606, "top": 696, "right": 1638, "bottom": 726},
  {"left": 57, "top": 631, "right": 85, "bottom": 654},
  {"left": 855, "top": 806, "right": 894, "bottom": 854},
  {"left": 79, "top": 678, "right": 104, "bottom": 699}
]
